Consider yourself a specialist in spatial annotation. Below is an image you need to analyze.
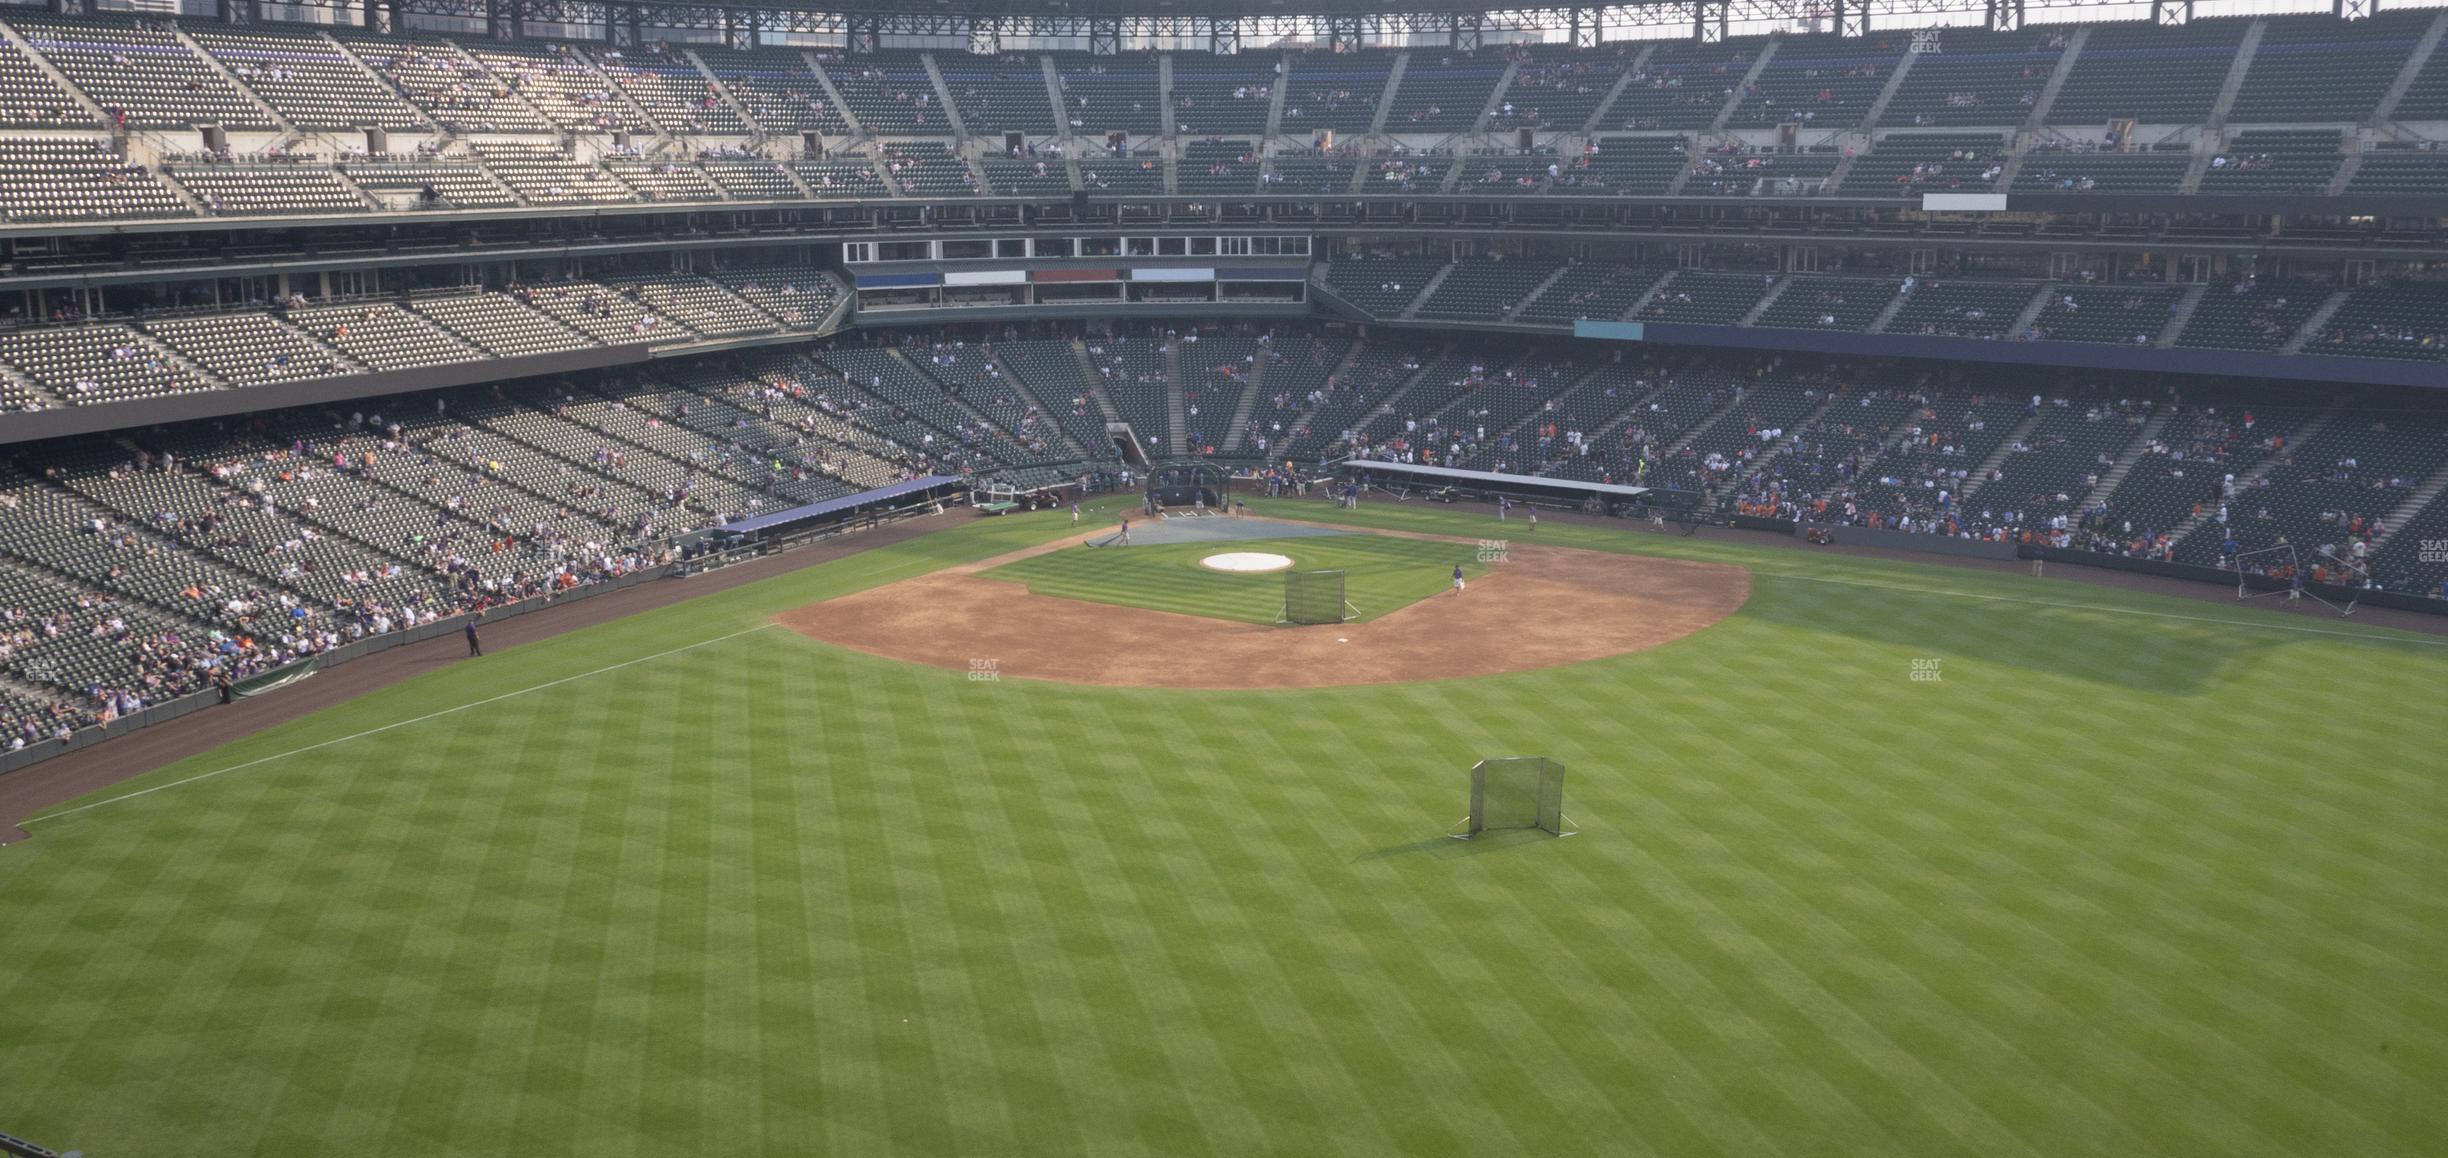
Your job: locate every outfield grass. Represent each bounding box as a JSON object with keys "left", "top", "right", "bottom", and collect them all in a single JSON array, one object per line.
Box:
[
  {"left": 982, "top": 532, "right": 1483, "bottom": 623},
  {"left": 1, "top": 498, "right": 2442, "bottom": 1156}
]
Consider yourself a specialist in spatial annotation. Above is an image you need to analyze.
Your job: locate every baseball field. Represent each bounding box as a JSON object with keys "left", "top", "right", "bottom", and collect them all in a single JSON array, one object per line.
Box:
[{"left": 0, "top": 497, "right": 2440, "bottom": 1156}]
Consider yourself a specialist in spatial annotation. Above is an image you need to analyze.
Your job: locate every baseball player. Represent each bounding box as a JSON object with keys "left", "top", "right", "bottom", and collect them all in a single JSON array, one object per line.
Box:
[{"left": 1452, "top": 563, "right": 1466, "bottom": 595}]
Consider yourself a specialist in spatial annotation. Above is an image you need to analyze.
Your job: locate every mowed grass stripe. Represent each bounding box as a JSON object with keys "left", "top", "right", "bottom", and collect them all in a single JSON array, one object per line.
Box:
[{"left": 2, "top": 499, "right": 2443, "bottom": 1156}]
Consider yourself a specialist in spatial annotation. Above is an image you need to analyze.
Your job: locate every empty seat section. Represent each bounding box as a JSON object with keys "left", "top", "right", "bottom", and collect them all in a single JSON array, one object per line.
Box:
[
  {"left": 1415, "top": 258, "right": 1560, "bottom": 321},
  {"left": 1261, "top": 149, "right": 1354, "bottom": 193},
  {"left": 706, "top": 266, "right": 841, "bottom": 329},
  {"left": 1454, "top": 152, "right": 1551, "bottom": 190},
  {"left": 594, "top": 46, "right": 744, "bottom": 133},
  {"left": 1280, "top": 52, "right": 1392, "bottom": 133},
  {"left": 141, "top": 312, "right": 351, "bottom": 384},
  {"left": 1051, "top": 54, "right": 1162, "bottom": 137},
  {"left": 2028, "top": 284, "right": 2183, "bottom": 345},
  {"left": 1754, "top": 276, "right": 1904, "bottom": 330},
  {"left": 2174, "top": 282, "right": 2325, "bottom": 352},
  {"left": 458, "top": 40, "right": 650, "bottom": 133},
  {"left": 474, "top": 143, "right": 637, "bottom": 204},
  {"left": 341, "top": 36, "right": 550, "bottom": 133},
  {"left": 786, "top": 158, "right": 886, "bottom": 197},
  {"left": 980, "top": 155, "right": 1069, "bottom": 196},
  {"left": 1839, "top": 132, "right": 2004, "bottom": 196},
  {"left": 2197, "top": 130, "right": 2344, "bottom": 196},
  {"left": 170, "top": 163, "right": 367, "bottom": 215},
  {"left": 0, "top": 35, "right": 91, "bottom": 127},
  {"left": 2012, "top": 143, "right": 2192, "bottom": 193},
  {"left": 517, "top": 281, "right": 674, "bottom": 344},
  {"left": 1514, "top": 263, "right": 1662, "bottom": 324},
  {"left": 1322, "top": 255, "right": 1447, "bottom": 317},
  {"left": 2048, "top": 20, "right": 2246, "bottom": 124},
  {"left": 603, "top": 157, "right": 726, "bottom": 202},
  {"left": 1608, "top": 39, "right": 1757, "bottom": 130},
  {"left": 695, "top": 47, "right": 846, "bottom": 134},
  {"left": 410, "top": 293, "right": 594, "bottom": 358},
  {"left": 1385, "top": 52, "right": 1505, "bottom": 133},
  {"left": 819, "top": 51, "right": 944, "bottom": 134},
  {"left": 700, "top": 158, "right": 799, "bottom": 200},
  {"left": 13, "top": 18, "right": 271, "bottom": 129},
  {"left": 2345, "top": 149, "right": 2448, "bottom": 195},
  {"left": 1553, "top": 135, "right": 1683, "bottom": 194},
  {"left": 2395, "top": 25, "right": 2448, "bottom": 119},
  {"left": 286, "top": 302, "right": 479, "bottom": 370},
  {"left": 0, "top": 137, "right": 185, "bottom": 223},
  {"left": 878, "top": 142, "right": 975, "bottom": 197},
  {"left": 1880, "top": 27, "right": 2067, "bottom": 127},
  {"left": 1168, "top": 55, "right": 1276, "bottom": 136},
  {"left": 1636, "top": 271, "right": 1775, "bottom": 325},
  {"left": 616, "top": 278, "right": 778, "bottom": 338},
  {"left": 340, "top": 159, "right": 517, "bottom": 208},
  {"left": 0, "top": 324, "right": 217, "bottom": 404},
  {"left": 1686, "top": 147, "right": 1837, "bottom": 195},
  {"left": 188, "top": 27, "right": 424, "bottom": 130},
  {"left": 935, "top": 53, "right": 1057, "bottom": 138},
  {"left": 1491, "top": 43, "right": 1637, "bottom": 133},
  {"left": 1080, "top": 153, "right": 1166, "bottom": 193},
  {"left": 1885, "top": 280, "right": 2038, "bottom": 338},
  {"left": 2306, "top": 282, "right": 2448, "bottom": 361},
  {"left": 1179, "top": 139, "right": 1259, "bottom": 194},
  {"left": 1729, "top": 41, "right": 1900, "bottom": 128},
  {"left": 2228, "top": 13, "right": 2427, "bottom": 124}
]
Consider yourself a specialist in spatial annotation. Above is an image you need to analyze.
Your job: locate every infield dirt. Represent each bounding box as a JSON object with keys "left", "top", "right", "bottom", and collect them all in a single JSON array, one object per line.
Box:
[{"left": 777, "top": 533, "right": 1751, "bottom": 689}]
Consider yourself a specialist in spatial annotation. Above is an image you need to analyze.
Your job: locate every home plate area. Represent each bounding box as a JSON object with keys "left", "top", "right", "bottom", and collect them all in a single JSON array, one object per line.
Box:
[{"left": 777, "top": 520, "right": 1751, "bottom": 690}]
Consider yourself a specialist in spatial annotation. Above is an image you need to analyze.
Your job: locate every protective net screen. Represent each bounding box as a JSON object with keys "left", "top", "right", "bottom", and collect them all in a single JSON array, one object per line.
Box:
[
  {"left": 1282, "top": 569, "right": 1348, "bottom": 625},
  {"left": 1468, "top": 757, "right": 1566, "bottom": 835}
]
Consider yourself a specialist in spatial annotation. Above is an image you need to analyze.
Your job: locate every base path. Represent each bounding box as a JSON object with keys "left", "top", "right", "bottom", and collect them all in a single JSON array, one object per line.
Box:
[{"left": 778, "top": 543, "right": 1750, "bottom": 689}]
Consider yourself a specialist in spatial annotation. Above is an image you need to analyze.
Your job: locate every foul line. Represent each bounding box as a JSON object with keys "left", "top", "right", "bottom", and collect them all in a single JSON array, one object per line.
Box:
[
  {"left": 1259, "top": 507, "right": 2448, "bottom": 648},
  {"left": 1764, "top": 570, "right": 2448, "bottom": 648},
  {"left": 24, "top": 623, "right": 782, "bottom": 827}
]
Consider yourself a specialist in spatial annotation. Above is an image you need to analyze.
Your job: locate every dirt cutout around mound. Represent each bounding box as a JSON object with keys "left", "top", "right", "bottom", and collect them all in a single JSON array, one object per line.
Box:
[{"left": 777, "top": 537, "right": 1751, "bottom": 689}]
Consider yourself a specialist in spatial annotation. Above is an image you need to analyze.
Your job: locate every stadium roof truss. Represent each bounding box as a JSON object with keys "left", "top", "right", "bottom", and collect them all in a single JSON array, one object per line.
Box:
[{"left": 173, "top": 0, "right": 2419, "bottom": 52}]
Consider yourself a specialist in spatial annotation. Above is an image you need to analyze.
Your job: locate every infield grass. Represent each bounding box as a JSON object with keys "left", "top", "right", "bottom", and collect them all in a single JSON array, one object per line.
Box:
[
  {"left": 981, "top": 531, "right": 1484, "bottom": 623},
  {"left": 1, "top": 496, "right": 2441, "bottom": 1157}
]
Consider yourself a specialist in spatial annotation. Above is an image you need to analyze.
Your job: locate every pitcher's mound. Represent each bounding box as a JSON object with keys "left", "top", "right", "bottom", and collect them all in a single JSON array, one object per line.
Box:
[
  {"left": 1200, "top": 551, "right": 1295, "bottom": 573},
  {"left": 777, "top": 542, "right": 1749, "bottom": 690}
]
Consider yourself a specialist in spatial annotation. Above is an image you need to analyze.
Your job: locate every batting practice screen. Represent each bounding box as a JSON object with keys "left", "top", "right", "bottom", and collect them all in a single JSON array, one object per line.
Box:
[
  {"left": 1281, "top": 568, "right": 1349, "bottom": 625},
  {"left": 1467, "top": 757, "right": 1569, "bottom": 836}
]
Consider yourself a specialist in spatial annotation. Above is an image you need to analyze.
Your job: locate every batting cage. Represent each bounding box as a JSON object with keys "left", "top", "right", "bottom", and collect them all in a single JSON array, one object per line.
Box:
[
  {"left": 1455, "top": 757, "right": 1575, "bottom": 838},
  {"left": 1147, "top": 461, "right": 1228, "bottom": 511},
  {"left": 1279, "top": 568, "right": 1355, "bottom": 625}
]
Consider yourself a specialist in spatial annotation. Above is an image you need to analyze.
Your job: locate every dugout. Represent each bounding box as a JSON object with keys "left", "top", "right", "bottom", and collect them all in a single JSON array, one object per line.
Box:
[
  {"left": 699, "top": 475, "right": 967, "bottom": 549},
  {"left": 1146, "top": 461, "right": 1229, "bottom": 510}
]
